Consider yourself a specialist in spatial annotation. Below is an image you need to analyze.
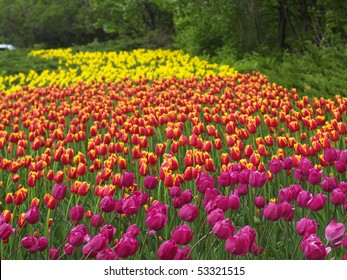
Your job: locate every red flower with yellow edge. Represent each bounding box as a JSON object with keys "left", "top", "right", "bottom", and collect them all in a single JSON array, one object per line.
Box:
[
  {"left": 17, "top": 213, "right": 26, "bottom": 227},
  {"left": 204, "top": 158, "right": 216, "bottom": 172},
  {"left": 221, "top": 153, "right": 230, "bottom": 165},
  {"left": 54, "top": 170, "right": 64, "bottom": 184},
  {"left": 214, "top": 138, "right": 223, "bottom": 150},
  {"left": 184, "top": 167, "right": 193, "bottom": 181},
  {"left": 14, "top": 188, "right": 28, "bottom": 205},
  {"left": 118, "top": 157, "right": 127, "bottom": 170},
  {"left": 44, "top": 194, "right": 57, "bottom": 210},
  {"left": 230, "top": 146, "right": 242, "bottom": 161},
  {"left": 1, "top": 210, "right": 12, "bottom": 223},
  {"left": 30, "top": 198, "right": 40, "bottom": 208},
  {"left": 244, "top": 145, "right": 253, "bottom": 158},
  {"left": 77, "top": 182, "right": 90, "bottom": 196},
  {"left": 5, "top": 193, "right": 13, "bottom": 204}
]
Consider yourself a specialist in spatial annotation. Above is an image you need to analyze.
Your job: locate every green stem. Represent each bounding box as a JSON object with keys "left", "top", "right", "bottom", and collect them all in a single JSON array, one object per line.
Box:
[{"left": 187, "top": 231, "right": 212, "bottom": 258}]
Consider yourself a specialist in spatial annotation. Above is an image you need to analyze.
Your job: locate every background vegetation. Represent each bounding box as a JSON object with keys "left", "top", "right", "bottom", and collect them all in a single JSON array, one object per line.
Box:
[{"left": 1, "top": 0, "right": 347, "bottom": 98}]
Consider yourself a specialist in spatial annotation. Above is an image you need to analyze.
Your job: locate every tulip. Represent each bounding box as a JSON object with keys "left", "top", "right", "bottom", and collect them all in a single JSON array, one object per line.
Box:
[
  {"left": 262, "top": 202, "right": 281, "bottom": 221},
  {"left": 299, "top": 157, "right": 313, "bottom": 176},
  {"left": 239, "top": 169, "right": 250, "bottom": 184},
  {"left": 207, "top": 208, "right": 225, "bottom": 227},
  {"left": 330, "top": 189, "right": 346, "bottom": 206},
  {"left": 254, "top": 196, "right": 266, "bottom": 208},
  {"left": 297, "top": 190, "right": 312, "bottom": 208},
  {"left": 0, "top": 223, "right": 15, "bottom": 240},
  {"left": 335, "top": 161, "right": 346, "bottom": 173},
  {"left": 169, "top": 186, "right": 182, "bottom": 198},
  {"left": 196, "top": 172, "right": 214, "bottom": 193},
  {"left": 69, "top": 205, "right": 84, "bottom": 222},
  {"left": 96, "top": 248, "right": 117, "bottom": 260},
  {"left": 307, "top": 194, "right": 326, "bottom": 211},
  {"left": 171, "top": 225, "right": 194, "bottom": 245},
  {"left": 89, "top": 234, "right": 109, "bottom": 252},
  {"left": 146, "top": 202, "right": 168, "bottom": 231},
  {"left": 178, "top": 203, "right": 199, "bottom": 222},
  {"left": 125, "top": 224, "right": 140, "bottom": 237},
  {"left": 49, "top": 248, "right": 60, "bottom": 260},
  {"left": 100, "top": 196, "right": 115, "bottom": 213},
  {"left": 340, "top": 182, "right": 347, "bottom": 194},
  {"left": 64, "top": 244, "right": 76, "bottom": 256},
  {"left": 51, "top": 183, "right": 67, "bottom": 200},
  {"left": 229, "top": 193, "right": 241, "bottom": 210},
  {"left": 37, "top": 236, "right": 48, "bottom": 251},
  {"left": 325, "top": 220, "right": 345, "bottom": 247},
  {"left": 249, "top": 171, "right": 267, "bottom": 188},
  {"left": 301, "top": 234, "right": 330, "bottom": 260},
  {"left": 280, "top": 201, "right": 295, "bottom": 221},
  {"left": 343, "top": 233, "right": 347, "bottom": 249},
  {"left": 324, "top": 148, "right": 337, "bottom": 164},
  {"left": 22, "top": 236, "right": 38, "bottom": 253},
  {"left": 99, "top": 225, "right": 116, "bottom": 241},
  {"left": 181, "top": 189, "right": 193, "bottom": 203},
  {"left": 212, "top": 219, "right": 235, "bottom": 240},
  {"left": 283, "top": 157, "right": 293, "bottom": 170},
  {"left": 122, "top": 197, "right": 140, "bottom": 215},
  {"left": 24, "top": 207, "right": 40, "bottom": 224},
  {"left": 91, "top": 214, "right": 104, "bottom": 228},
  {"left": 236, "top": 183, "right": 249, "bottom": 196},
  {"left": 296, "top": 218, "right": 318, "bottom": 236},
  {"left": 217, "top": 172, "right": 230, "bottom": 187},
  {"left": 120, "top": 172, "right": 134, "bottom": 188},
  {"left": 157, "top": 240, "right": 178, "bottom": 260},
  {"left": 321, "top": 176, "right": 338, "bottom": 192},
  {"left": 143, "top": 175, "right": 158, "bottom": 190},
  {"left": 114, "top": 235, "right": 139, "bottom": 258},
  {"left": 269, "top": 158, "right": 283, "bottom": 174},
  {"left": 307, "top": 168, "right": 322, "bottom": 185}
]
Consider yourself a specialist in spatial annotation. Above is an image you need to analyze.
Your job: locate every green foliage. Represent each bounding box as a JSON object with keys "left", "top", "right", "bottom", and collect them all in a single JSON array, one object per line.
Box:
[
  {"left": 0, "top": 49, "right": 59, "bottom": 76},
  {"left": 213, "top": 43, "right": 347, "bottom": 98}
]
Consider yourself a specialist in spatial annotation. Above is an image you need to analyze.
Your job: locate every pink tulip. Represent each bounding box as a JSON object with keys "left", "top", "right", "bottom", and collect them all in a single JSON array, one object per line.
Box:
[
  {"left": 340, "top": 150, "right": 347, "bottom": 163},
  {"left": 324, "top": 148, "right": 337, "bottom": 164},
  {"left": 343, "top": 233, "right": 347, "bottom": 249},
  {"left": 181, "top": 189, "right": 193, "bottom": 203},
  {"left": 212, "top": 219, "right": 235, "bottom": 240},
  {"left": 91, "top": 214, "right": 104, "bottom": 228},
  {"left": 229, "top": 193, "right": 241, "bottom": 210},
  {"left": 249, "top": 171, "right": 267, "bottom": 188},
  {"left": 335, "top": 161, "right": 346, "bottom": 173},
  {"left": 269, "top": 158, "right": 283, "bottom": 174},
  {"left": 339, "top": 182, "right": 347, "bottom": 194},
  {"left": 236, "top": 183, "right": 249, "bottom": 196},
  {"left": 278, "top": 188, "right": 294, "bottom": 203},
  {"left": 296, "top": 218, "right": 318, "bottom": 236},
  {"left": 169, "top": 186, "right": 182, "bottom": 197},
  {"left": 89, "top": 234, "right": 109, "bottom": 252},
  {"left": 283, "top": 157, "right": 293, "bottom": 170},
  {"left": 100, "top": 195, "right": 116, "bottom": 213},
  {"left": 301, "top": 234, "right": 330, "bottom": 260},
  {"left": 82, "top": 243, "right": 97, "bottom": 258},
  {"left": 196, "top": 172, "right": 214, "bottom": 193},
  {"left": 143, "top": 175, "right": 158, "bottom": 190},
  {"left": 120, "top": 172, "right": 134, "bottom": 188},
  {"left": 114, "top": 235, "right": 139, "bottom": 258},
  {"left": 37, "top": 236, "right": 48, "bottom": 251},
  {"left": 171, "top": 225, "right": 194, "bottom": 245},
  {"left": 321, "top": 176, "right": 338, "bottom": 192},
  {"left": 99, "top": 225, "right": 116, "bottom": 242},
  {"left": 0, "top": 223, "right": 15, "bottom": 240},
  {"left": 126, "top": 224, "right": 140, "bottom": 237},
  {"left": 299, "top": 157, "right": 313, "bottom": 176},
  {"left": 51, "top": 183, "right": 67, "bottom": 200},
  {"left": 218, "top": 172, "right": 230, "bottom": 187},
  {"left": 122, "top": 197, "right": 140, "bottom": 215},
  {"left": 69, "top": 205, "right": 84, "bottom": 222},
  {"left": 280, "top": 201, "right": 294, "bottom": 221},
  {"left": 206, "top": 208, "right": 225, "bottom": 227},
  {"left": 24, "top": 207, "right": 40, "bottom": 224},
  {"left": 296, "top": 190, "right": 312, "bottom": 208},
  {"left": 262, "top": 202, "right": 281, "bottom": 221},
  {"left": 307, "top": 168, "right": 322, "bottom": 185},
  {"left": 49, "top": 248, "right": 60, "bottom": 260},
  {"left": 96, "top": 248, "right": 117, "bottom": 260},
  {"left": 203, "top": 188, "right": 220, "bottom": 207},
  {"left": 173, "top": 246, "right": 191, "bottom": 260},
  {"left": 157, "top": 240, "right": 178, "bottom": 260},
  {"left": 239, "top": 169, "right": 250, "bottom": 184},
  {"left": 325, "top": 220, "right": 345, "bottom": 247},
  {"left": 178, "top": 203, "right": 199, "bottom": 222},
  {"left": 330, "top": 189, "right": 346, "bottom": 206},
  {"left": 22, "top": 236, "right": 39, "bottom": 253},
  {"left": 307, "top": 194, "right": 326, "bottom": 211},
  {"left": 229, "top": 171, "right": 239, "bottom": 185},
  {"left": 146, "top": 202, "right": 168, "bottom": 231},
  {"left": 64, "top": 244, "right": 76, "bottom": 256},
  {"left": 254, "top": 196, "right": 266, "bottom": 208}
]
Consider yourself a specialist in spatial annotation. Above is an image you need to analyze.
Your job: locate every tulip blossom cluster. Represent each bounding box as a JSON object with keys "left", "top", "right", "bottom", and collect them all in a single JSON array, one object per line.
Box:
[{"left": 0, "top": 48, "right": 347, "bottom": 260}]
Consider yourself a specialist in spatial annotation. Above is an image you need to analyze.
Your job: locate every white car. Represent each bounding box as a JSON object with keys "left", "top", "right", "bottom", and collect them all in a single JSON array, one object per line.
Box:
[{"left": 0, "top": 43, "right": 16, "bottom": 51}]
